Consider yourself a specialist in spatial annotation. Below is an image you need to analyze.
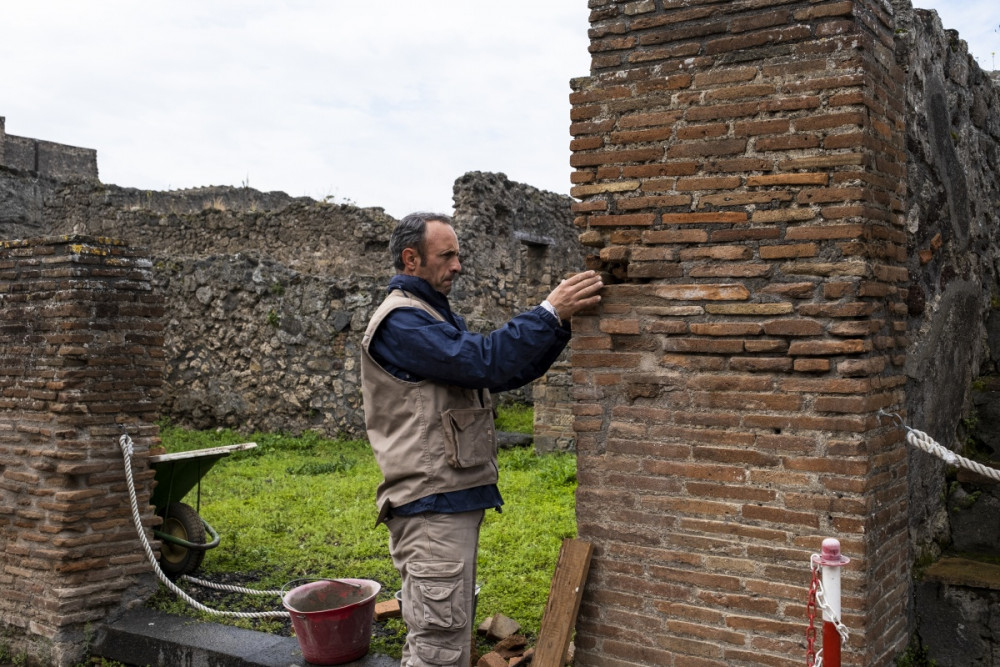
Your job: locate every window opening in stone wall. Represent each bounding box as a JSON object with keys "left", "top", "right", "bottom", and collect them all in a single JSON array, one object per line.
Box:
[{"left": 515, "top": 230, "right": 553, "bottom": 306}]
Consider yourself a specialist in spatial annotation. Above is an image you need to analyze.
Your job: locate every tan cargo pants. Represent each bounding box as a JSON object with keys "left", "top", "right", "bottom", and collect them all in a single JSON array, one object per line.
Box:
[{"left": 387, "top": 510, "right": 484, "bottom": 667}]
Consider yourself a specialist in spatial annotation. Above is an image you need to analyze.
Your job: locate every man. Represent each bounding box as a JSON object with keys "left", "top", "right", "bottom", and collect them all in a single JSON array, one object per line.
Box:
[{"left": 360, "top": 211, "right": 602, "bottom": 666}]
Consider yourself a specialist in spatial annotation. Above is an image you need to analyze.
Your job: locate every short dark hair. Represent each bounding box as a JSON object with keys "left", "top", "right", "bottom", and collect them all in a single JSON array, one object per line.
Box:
[{"left": 390, "top": 212, "right": 453, "bottom": 271}]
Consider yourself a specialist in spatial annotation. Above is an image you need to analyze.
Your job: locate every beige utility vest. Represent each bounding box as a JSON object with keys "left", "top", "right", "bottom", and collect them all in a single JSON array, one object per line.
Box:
[{"left": 360, "top": 290, "right": 498, "bottom": 524}]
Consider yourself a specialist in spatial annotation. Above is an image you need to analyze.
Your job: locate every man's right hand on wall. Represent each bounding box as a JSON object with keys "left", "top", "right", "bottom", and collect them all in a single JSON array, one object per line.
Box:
[{"left": 545, "top": 270, "right": 604, "bottom": 322}]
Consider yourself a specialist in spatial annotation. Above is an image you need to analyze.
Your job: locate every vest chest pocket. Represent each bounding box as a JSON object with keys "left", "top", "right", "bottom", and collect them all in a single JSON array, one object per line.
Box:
[{"left": 441, "top": 407, "right": 495, "bottom": 469}]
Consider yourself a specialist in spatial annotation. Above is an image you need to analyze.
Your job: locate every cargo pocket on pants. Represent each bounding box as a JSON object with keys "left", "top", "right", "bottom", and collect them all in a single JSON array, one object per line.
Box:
[
  {"left": 412, "top": 641, "right": 464, "bottom": 666},
  {"left": 405, "top": 560, "right": 467, "bottom": 630}
]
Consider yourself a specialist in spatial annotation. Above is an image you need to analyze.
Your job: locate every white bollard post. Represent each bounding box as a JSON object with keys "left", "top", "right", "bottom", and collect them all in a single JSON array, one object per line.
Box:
[{"left": 812, "top": 538, "right": 849, "bottom": 667}]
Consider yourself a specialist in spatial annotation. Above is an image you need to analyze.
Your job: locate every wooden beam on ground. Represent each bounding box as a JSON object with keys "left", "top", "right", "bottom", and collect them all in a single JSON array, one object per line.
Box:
[{"left": 532, "top": 538, "right": 593, "bottom": 667}]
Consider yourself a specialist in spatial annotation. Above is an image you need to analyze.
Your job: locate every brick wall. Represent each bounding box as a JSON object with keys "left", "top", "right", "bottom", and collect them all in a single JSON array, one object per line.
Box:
[
  {"left": 570, "top": 1, "right": 908, "bottom": 665},
  {"left": 0, "top": 236, "right": 162, "bottom": 665}
]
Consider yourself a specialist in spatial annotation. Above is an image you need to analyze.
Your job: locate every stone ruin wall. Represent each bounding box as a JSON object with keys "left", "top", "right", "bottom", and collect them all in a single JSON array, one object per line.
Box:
[
  {"left": 0, "top": 166, "right": 586, "bottom": 445},
  {"left": 895, "top": 0, "right": 1000, "bottom": 564},
  {"left": 894, "top": 4, "right": 1000, "bottom": 662},
  {"left": 0, "top": 117, "right": 98, "bottom": 184}
]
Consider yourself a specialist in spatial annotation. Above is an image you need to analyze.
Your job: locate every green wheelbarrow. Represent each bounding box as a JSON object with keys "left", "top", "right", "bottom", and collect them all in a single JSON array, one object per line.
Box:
[{"left": 148, "top": 442, "right": 257, "bottom": 577}]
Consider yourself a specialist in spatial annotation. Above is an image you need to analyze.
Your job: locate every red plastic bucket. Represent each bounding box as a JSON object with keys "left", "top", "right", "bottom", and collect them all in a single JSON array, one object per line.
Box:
[{"left": 282, "top": 578, "right": 381, "bottom": 665}]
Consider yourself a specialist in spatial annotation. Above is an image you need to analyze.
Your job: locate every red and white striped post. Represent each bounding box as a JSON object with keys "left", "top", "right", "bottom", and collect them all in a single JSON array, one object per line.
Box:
[{"left": 811, "top": 538, "right": 850, "bottom": 667}]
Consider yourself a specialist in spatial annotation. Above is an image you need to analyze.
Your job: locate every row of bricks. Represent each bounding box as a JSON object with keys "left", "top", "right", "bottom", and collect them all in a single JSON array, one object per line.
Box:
[
  {"left": 588, "top": 0, "right": 857, "bottom": 34},
  {"left": 583, "top": 220, "right": 905, "bottom": 241}
]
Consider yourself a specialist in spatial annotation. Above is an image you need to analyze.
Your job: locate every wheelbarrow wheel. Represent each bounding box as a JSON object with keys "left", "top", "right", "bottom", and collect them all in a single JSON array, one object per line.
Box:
[{"left": 160, "top": 502, "right": 206, "bottom": 578}]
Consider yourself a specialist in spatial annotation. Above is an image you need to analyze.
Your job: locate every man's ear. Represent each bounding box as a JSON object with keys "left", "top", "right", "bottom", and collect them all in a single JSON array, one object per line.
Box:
[{"left": 401, "top": 247, "right": 419, "bottom": 272}]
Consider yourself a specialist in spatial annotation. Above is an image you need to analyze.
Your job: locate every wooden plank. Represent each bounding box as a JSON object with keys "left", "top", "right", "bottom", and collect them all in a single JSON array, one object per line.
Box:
[
  {"left": 532, "top": 538, "right": 594, "bottom": 667},
  {"left": 148, "top": 442, "right": 256, "bottom": 463}
]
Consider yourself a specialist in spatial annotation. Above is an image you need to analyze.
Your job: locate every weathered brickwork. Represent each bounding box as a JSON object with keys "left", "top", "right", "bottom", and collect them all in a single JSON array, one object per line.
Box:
[
  {"left": 570, "top": 1, "right": 908, "bottom": 665},
  {"left": 0, "top": 237, "right": 162, "bottom": 665}
]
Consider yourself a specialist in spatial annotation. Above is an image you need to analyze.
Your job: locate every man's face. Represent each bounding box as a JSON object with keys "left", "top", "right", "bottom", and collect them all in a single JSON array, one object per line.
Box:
[{"left": 408, "top": 220, "right": 461, "bottom": 295}]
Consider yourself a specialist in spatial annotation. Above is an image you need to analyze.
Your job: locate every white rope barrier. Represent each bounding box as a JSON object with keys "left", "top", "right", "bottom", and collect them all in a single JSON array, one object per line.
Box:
[
  {"left": 879, "top": 410, "right": 1000, "bottom": 483},
  {"left": 118, "top": 431, "right": 290, "bottom": 619},
  {"left": 180, "top": 574, "right": 284, "bottom": 597}
]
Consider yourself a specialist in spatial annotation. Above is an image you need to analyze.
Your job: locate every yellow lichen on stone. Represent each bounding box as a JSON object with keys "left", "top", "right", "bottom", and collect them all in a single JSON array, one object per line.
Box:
[{"left": 69, "top": 244, "right": 109, "bottom": 256}]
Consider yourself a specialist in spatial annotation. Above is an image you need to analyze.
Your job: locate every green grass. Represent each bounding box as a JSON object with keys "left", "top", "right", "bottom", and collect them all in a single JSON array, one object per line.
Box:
[
  {"left": 495, "top": 402, "right": 534, "bottom": 434},
  {"left": 147, "top": 415, "right": 576, "bottom": 658}
]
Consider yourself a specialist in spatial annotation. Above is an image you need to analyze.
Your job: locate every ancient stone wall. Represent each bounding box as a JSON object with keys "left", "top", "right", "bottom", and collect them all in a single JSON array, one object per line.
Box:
[
  {"left": 0, "top": 236, "right": 162, "bottom": 665},
  {"left": 450, "top": 172, "right": 588, "bottom": 327},
  {"left": 152, "top": 254, "right": 382, "bottom": 435},
  {"left": 0, "top": 117, "right": 98, "bottom": 182},
  {"left": 894, "top": 1, "right": 1000, "bottom": 555},
  {"left": 15, "top": 179, "right": 395, "bottom": 277},
  {"left": 893, "top": 4, "right": 1000, "bottom": 663},
  {"left": 0, "top": 167, "right": 584, "bottom": 439}
]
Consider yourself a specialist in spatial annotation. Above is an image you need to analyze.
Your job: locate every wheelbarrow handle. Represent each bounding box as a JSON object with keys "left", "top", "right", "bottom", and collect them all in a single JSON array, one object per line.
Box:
[{"left": 153, "top": 517, "right": 221, "bottom": 551}]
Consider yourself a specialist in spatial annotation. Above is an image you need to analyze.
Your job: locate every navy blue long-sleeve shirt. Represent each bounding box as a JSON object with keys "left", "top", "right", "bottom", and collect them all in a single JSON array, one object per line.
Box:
[{"left": 368, "top": 274, "right": 572, "bottom": 516}]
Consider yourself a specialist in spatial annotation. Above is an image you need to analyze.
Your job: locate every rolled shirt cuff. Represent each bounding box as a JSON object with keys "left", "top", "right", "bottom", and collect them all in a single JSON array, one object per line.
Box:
[{"left": 540, "top": 300, "right": 561, "bottom": 324}]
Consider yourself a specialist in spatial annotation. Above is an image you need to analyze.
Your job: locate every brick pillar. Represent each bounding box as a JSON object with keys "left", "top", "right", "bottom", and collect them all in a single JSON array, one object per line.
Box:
[
  {"left": 570, "top": 1, "right": 908, "bottom": 666},
  {"left": 0, "top": 236, "right": 163, "bottom": 665}
]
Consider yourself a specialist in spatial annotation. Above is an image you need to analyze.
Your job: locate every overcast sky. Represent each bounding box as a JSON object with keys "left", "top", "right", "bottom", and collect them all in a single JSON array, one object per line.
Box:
[{"left": 1, "top": 1, "right": 995, "bottom": 219}]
